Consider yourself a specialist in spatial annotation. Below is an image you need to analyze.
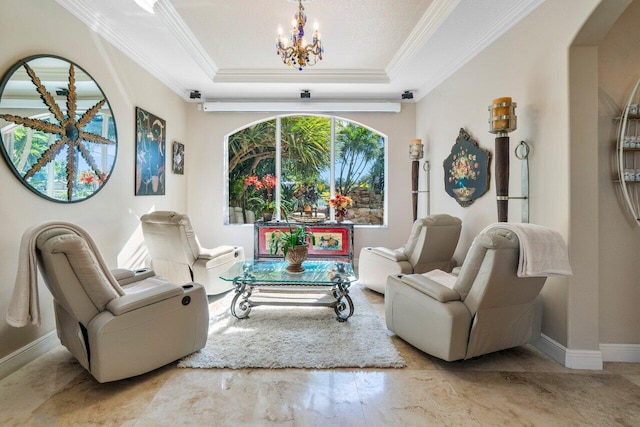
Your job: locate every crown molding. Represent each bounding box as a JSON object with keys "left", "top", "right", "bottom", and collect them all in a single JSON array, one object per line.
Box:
[
  {"left": 55, "top": 0, "right": 543, "bottom": 102},
  {"left": 416, "top": 0, "right": 544, "bottom": 99},
  {"left": 154, "top": 0, "right": 218, "bottom": 79},
  {"left": 385, "top": 0, "right": 461, "bottom": 80},
  {"left": 55, "top": 0, "right": 187, "bottom": 98},
  {"left": 213, "top": 69, "right": 390, "bottom": 84}
]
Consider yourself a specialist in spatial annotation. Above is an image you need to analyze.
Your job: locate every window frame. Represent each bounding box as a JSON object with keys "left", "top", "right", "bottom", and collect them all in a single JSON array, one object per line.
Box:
[{"left": 224, "top": 114, "right": 388, "bottom": 228}]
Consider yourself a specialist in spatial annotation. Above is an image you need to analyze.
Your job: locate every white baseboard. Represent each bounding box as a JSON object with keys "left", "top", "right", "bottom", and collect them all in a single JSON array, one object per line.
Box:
[
  {"left": 0, "top": 331, "right": 59, "bottom": 381},
  {"left": 600, "top": 343, "right": 640, "bottom": 362},
  {"left": 534, "top": 333, "right": 567, "bottom": 366},
  {"left": 565, "top": 348, "right": 603, "bottom": 370},
  {"left": 534, "top": 333, "right": 603, "bottom": 370}
]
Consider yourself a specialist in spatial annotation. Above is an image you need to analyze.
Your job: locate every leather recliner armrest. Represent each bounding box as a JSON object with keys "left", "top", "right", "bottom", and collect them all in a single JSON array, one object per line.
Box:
[
  {"left": 111, "top": 268, "right": 135, "bottom": 282},
  {"left": 106, "top": 282, "right": 183, "bottom": 316},
  {"left": 399, "top": 274, "right": 461, "bottom": 303},
  {"left": 198, "top": 246, "right": 237, "bottom": 260},
  {"left": 368, "top": 247, "right": 408, "bottom": 262},
  {"left": 112, "top": 268, "right": 156, "bottom": 287}
]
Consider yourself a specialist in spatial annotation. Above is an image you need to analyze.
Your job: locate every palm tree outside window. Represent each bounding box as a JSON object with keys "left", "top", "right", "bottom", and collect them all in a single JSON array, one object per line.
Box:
[{"left": 226, "top": 115, "right": 386, "bottom": 227}]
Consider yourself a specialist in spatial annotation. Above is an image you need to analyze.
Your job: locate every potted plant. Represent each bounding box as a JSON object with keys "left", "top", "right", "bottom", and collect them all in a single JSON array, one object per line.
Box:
[
  {"left": 269, "top": 209, "right": 316, "bottom": 272},
  {"left": 249, "top": 198, "right": 276, "bottom": 221},
  {"left": 244, "top": 174, "right": 277, "bottom": 221}
]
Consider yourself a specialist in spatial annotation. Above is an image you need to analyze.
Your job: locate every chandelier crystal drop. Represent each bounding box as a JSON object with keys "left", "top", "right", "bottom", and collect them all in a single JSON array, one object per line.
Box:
[{"left": 276, "top": 0, "right": 324, "bottom": 71}]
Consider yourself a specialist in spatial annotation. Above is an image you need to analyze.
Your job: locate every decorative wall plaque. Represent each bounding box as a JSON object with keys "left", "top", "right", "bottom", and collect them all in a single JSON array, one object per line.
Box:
[{"left": 443, "top": 128, "right": 491, "bottom": 207}]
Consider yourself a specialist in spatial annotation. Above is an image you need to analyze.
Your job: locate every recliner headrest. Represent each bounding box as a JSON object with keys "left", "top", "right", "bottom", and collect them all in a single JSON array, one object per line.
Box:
[
  {"left": 452, "top": 228, "right": 520, "bottom": 299},
  {"left": 140, "top": 211, "right": 183, "bottom": 225},
  {"left": 38, "top": 233, "right": 120, "bottom": 311}
]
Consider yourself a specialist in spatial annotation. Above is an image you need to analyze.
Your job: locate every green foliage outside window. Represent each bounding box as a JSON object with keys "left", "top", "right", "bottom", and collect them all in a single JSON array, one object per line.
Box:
[{"left": 227, "top": 115, "right": 386, "bottom": 225}]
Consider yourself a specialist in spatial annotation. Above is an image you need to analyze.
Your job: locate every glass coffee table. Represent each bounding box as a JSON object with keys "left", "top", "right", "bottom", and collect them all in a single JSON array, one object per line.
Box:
[{"left": 220, "top": 260, "right": 357, "bottom": 322}]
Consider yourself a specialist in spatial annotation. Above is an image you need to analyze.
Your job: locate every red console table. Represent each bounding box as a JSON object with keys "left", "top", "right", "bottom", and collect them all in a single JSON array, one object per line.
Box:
[{"left": 254, "top": 221, "right": 354, "bottom": 263}]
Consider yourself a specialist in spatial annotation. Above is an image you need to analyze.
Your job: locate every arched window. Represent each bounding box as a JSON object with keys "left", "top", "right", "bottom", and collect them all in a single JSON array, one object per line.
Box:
[{"left": 226, "top": 115, "right": 386, "bottom": 227}]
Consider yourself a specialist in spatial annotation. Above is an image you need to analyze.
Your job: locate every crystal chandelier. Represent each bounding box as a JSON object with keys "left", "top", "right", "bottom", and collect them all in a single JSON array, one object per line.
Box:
[{"left": 276, "top": 0, "right": 324, "bottom": 71}]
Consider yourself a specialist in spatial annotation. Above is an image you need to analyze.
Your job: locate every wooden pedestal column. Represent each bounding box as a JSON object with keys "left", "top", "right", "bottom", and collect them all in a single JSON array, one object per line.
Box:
[
  {"left": 495, "top": 136, "right": 510, "bottom": 222},
  {"left": 411, "top": 160, "right": 419, "bottom": 221}
]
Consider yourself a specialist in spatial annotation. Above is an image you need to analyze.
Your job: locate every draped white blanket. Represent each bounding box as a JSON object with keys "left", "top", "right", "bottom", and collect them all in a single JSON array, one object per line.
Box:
[
  {"left": 6, "top": 222, "right": 125, "bottom": 327},
  {"left": 481, "top": 223, "right": 572, "bottom": 277}
]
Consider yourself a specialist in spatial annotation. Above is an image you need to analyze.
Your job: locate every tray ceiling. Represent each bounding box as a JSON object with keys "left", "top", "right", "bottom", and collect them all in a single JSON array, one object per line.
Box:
[{"left": 55, "top": 0, "right": 544, "bottom": 102}]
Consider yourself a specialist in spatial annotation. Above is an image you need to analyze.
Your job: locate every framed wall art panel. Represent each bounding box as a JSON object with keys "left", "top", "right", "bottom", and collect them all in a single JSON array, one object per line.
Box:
[
  {"left": 172, "top": 141, "right": 184, "bottom": 174},
  {"left": 135, "top": 107, "right": 165, "bottom": 195}
]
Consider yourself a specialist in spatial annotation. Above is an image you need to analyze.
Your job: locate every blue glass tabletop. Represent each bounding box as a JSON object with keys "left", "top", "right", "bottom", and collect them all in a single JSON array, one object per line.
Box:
[{"left": 219, "top": 260, "right": 356, "bottom": 284}]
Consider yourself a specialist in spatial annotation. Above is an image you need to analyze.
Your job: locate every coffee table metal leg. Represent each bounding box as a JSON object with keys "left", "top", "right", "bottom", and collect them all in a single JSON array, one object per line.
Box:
[
  {"left": 333, "top": 280, "right": 354, "bottom": 322},
  {"left": 334, "top": 294, "right": 354, "bottom": 322},
  {"left": 231, "top": 281, "right": 252, "bottom": 319}
]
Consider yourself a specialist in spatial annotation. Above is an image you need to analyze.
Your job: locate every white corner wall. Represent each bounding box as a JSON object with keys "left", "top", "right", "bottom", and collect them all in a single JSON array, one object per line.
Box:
[
  {"left": 0, "top": 0, "right": 190, "bottom": 362},
  {"left": 416, "top": 0, "right": 601, "bottom": 349},
  {"left": 596, "top": 0, "right": 640, "bottom": 347}
]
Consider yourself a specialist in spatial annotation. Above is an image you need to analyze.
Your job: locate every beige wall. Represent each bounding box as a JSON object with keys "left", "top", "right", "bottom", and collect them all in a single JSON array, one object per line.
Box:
[
  {"left": 185, "top": 106, "right": 417, "bottom": 259},
  {"left": 4, "top": 0, "right": 638, "bottom": 368},
  {"left": 597, "top": 0, "right": 640, "bottom": 344},
  {"left": 0, "top": 0, "right": 189, "bottom": 359},
  {"left": 569, "top": 46, "right": 601, "bottom": 351},
  {"left": 416, "top": 0, "right": 602, "bottom": 347}
]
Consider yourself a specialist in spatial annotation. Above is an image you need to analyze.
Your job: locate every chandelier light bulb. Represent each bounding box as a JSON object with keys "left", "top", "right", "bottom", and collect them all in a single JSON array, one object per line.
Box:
[{"left": 314, "top": 21, "right": 319, "bottom": 31}]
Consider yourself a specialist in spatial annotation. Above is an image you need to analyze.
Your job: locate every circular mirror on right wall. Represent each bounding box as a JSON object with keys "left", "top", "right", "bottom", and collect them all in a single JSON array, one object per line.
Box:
[{"left": 0, "top": 55, "right": 117, "bottom": 203}]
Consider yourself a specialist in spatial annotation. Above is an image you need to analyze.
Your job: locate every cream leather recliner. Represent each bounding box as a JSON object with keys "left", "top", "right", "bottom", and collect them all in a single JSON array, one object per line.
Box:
[
  {"left": 358, "top": 214, "right": 462, "bottom": 294},
  {"left": 140, "top": 211, "right": 245, "bottom": 295},
  {"left": 385, "top": 227, "right": 547, "bottom": 362},
  {"left": 35, "top": 225, "right": 209, "bottom": 383}
]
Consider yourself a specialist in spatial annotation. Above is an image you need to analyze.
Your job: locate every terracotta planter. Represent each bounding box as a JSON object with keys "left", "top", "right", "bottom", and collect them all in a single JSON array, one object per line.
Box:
[{"left": 285, "top": 244, "right": 308, "bottom": 273}]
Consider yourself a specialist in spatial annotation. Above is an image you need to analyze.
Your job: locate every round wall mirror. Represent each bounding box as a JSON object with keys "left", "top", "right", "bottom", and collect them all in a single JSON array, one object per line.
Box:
[{"left": 0, "top": 55, "right": 117, "bottom": 203}]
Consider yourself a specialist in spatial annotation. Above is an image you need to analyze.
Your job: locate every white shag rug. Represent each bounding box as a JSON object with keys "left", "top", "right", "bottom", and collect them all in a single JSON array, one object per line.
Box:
[{"left": 178, "top": 285, "right": 406, "bottom": 369}]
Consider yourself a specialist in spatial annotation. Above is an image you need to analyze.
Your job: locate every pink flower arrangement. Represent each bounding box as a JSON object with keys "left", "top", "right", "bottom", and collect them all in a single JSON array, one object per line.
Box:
[
  {"left": 244, "top": 174, "right": 277, "bottom": 211},
  {"left": 329, "top": 193, "right": 353, "bottom": 219},
  {"left": 244, "top": 174, "right": 276, "bottom": 191}
]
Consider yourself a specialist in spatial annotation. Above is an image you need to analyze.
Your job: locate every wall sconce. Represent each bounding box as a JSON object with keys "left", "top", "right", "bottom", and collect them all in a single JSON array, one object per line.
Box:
[
  {"left": 409, "top": 139, "right": 431, "bottom": 220},
  {"left": 489, "top": 97, "right": 517, "bottom": 222}
]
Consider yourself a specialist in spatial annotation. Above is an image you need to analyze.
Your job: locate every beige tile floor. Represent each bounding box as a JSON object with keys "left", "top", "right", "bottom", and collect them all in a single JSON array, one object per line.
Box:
[{"left": 1, "top": 286, "right": 639, "bottom": 426}]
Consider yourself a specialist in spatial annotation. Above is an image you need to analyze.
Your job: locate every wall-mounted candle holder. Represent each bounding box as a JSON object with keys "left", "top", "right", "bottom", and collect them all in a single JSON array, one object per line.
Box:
[
  {"left": 489, "top": 97, "right": 517, "bottom": 222},
  {"left": 410, "top": 139, "right": 424, "bottom": 221},
  {"left": 488, "top": 97, "right": 529, "bottom": 222}
]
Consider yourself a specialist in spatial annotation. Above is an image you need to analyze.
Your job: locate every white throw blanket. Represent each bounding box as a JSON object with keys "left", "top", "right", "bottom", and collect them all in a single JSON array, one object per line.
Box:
[
  {"left": 481, "top": 223, "right": 572, "bottom": 277},
  {"left": 6, "top": 222, "right": 125, "bottom": 327}
]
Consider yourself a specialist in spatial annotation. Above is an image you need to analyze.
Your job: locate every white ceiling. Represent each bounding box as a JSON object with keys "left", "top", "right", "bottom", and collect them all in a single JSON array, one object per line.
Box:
[{"left": 54, "top": 0, "right": 544, "bottom": 103}]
